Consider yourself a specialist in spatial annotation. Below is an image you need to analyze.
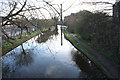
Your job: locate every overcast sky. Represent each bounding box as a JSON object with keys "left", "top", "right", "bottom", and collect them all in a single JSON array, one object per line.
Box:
[
  {"left": 32, "top": 0, "right": 116, "bottom": 18},
  {"left": 50, "top": 0, "right": 116, "bottom": 17},
  {"left": 0, "top": 0, "right": 116, "bottom": 19}
]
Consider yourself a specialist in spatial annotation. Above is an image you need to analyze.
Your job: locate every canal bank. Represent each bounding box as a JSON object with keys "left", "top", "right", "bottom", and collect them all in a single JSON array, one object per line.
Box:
[
  {"left": 2, "top": 26, "right": 54, "bottom": 56},
  {"left": 63, "top": 30, "right": 119, "bottom": 79},
  {"left": 2, "top": 25, "right": 106, "bottom": 78},
  {"left": 2, "top": 26, "right": 57, "bottom": 55},
  {"left": 2, "top": 30, "right": 42, "bottom": 55}
]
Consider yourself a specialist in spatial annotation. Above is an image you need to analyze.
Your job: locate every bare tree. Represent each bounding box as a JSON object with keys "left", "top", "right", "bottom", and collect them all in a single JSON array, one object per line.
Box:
[{"left": 1, "top": 0, "right": 53, "bottom": 42}]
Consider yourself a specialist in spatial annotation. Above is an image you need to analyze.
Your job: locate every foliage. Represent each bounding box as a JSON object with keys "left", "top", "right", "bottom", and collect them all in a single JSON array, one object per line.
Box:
[
  {"left": 64, "top": 10, "right": 119, "bottom": 62},
  {"left": 64, "top": 32, "right": 93, "bottom": 57},
  {"left": 75, "top": 34, "right": 119, "bottom": 64},
  {"left": 30, "top": 18, "right": 54, "bottom": 30}
]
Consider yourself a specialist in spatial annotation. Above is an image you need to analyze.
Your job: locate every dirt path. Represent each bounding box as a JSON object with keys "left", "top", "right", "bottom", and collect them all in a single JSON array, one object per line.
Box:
[{"left": 70, "top": 34, "right": 119, "bottom": 78}]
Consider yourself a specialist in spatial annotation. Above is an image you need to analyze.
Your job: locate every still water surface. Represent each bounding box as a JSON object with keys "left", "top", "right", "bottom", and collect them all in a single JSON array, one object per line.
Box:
[{"left": 2, "top": 25, "right": 105, "bottom": 78}]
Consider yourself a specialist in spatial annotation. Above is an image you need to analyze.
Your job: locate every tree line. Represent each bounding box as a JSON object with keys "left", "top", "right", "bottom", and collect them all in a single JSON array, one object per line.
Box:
[
  {"left": 64, "top": 10, "right": 119, "bottom": 58},
  {"left": 1, "top": 0, "right": 59, "bottom": 43}
]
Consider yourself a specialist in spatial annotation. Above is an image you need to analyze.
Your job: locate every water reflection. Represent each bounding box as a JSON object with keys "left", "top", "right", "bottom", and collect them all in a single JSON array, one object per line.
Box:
[
  {"left": 2, "top": 44, "right": 34, "bottom": 77},
  {"left": 2, "top": 25, "right": 105, "bottom": 78},
  {"left": 71, "top": 51, "right": 105, "bottom": 78},
  {"left": 16, "top": 45, "right": 33, "bottom": 66},
  {"left": 37, "top": 29, "right": 58, "bottom": 43}
]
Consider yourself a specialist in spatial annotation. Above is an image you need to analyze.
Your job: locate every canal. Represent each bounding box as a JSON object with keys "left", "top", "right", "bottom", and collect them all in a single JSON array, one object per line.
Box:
[{"left": 2, "top": 25, "right": 106, "bottom": 78}]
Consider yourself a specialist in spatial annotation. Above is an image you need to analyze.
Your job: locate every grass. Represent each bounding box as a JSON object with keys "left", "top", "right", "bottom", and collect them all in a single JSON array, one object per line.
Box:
[
  {"left": 42, "top": 27, "right": 49, "bottom": 31},
  {"left": 2, "top": 29, "right": 42, "bottom": 55},
  {"left": 64, "top": 31, "right": 116, "bottom": 78},
  {"left": 2, "top": 26, "right": 51, "bottom": 55},
  {"left": 64, "top": 31, "right": 104, "bottom": 66},
  {"left": 74, "top": 34, "right": 119, "bottom": 64},
  {"left": 64, "top": 32, "right": 91, "bottom": 55},
  {"left": 2, "top": 42, "right": 13, "bottom": 48}
]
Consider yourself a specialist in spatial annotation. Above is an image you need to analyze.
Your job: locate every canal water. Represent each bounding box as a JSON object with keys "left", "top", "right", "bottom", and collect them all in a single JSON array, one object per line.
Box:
[{"left": 2, "top": 25, "right": 106, "bottom": 78}]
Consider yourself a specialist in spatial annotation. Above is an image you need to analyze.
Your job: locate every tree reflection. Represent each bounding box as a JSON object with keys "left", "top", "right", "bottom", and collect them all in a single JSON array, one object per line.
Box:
[
  {"left": 37, "top": 29, "right": 58, "bottom": 43},
  {"left": 15, "top": 44, "right": 33, "bottom": 66},
  {"left": 21, "top": 44, "right": 26, "bottom": 54},
  {"left": 71, "top": 50, "right": 105, "bottom": 78},
  {"left": 3, "top": 44, "right": 34, "bottom": 77}
]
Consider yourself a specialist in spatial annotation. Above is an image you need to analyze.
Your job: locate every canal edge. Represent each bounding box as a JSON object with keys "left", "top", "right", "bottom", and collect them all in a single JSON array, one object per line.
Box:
[{"left": 63, "top": 30, "right": 115, "bottom": 78}]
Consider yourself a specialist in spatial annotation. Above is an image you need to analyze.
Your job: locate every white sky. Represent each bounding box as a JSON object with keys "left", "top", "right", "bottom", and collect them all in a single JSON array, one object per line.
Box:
[
  {"left": 0, "top": 0, "right": 116, "bottom": 19},
  {"left": 50, "top": 0, "right": 116, "bottom": 17},
  {"left": 31, "top": 0, "right": 116, "bottom": 18}
]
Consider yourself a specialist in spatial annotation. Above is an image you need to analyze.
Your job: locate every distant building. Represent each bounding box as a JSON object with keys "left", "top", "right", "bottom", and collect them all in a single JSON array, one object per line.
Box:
[{"left": 113, "top": 0, "right": 120, "bottom": 22}]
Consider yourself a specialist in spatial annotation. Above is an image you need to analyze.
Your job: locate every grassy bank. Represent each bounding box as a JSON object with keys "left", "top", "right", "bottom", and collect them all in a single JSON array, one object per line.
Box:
[
  {"left": 64, "top": 31, "right": 115, "bottom": 78},
  {"left": 64, "top": 31, "right": 102, "bottom": 63},
  {"left": 2, "top": 29, "right": 43, "bottom": 55},
  {"left": 74, "top": 34, "right": 119, "bottom": 65}
]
